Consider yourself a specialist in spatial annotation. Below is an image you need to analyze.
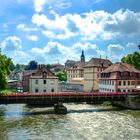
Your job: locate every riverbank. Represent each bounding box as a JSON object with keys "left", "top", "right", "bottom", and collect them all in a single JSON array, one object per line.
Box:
[{"left": 113, "top": 95, "right": 140, "bottom": 110}]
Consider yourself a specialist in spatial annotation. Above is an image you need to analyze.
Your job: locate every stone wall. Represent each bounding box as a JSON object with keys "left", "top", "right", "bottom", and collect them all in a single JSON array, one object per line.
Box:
[{"left": 113, "top": 95, "right": 140, "bottom": 109}]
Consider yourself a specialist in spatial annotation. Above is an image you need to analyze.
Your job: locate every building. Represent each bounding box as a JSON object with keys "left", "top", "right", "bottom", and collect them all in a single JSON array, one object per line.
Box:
[
  {"left": 66, "top": 50, "right": 86, "bottom": 82},
  {"left": 84, "top": 58, "right": 112, "bottom": 92},
  {"left": 65, "top": 60, "right": 76, "bottom": 70},
  {"left": 59, "top": 82, "right": 83, "bottom": 92},
  {"left": 50, "top": 63, "right": 64, "bottom": 73},
  {"left": 99, "top": 62, "right": 140, "bottom": 93},
  {"left": 22, "top": 65, "right": 58, "bottom": 93}
]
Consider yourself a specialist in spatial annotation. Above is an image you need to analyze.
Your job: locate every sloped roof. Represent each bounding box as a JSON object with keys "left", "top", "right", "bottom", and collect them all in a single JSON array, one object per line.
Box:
[
  {"left": 84, "top": 58, "right": 112, "bottom": 68},
  {"left": 102, "top": 62, "right": 140, "bottom": 73}
]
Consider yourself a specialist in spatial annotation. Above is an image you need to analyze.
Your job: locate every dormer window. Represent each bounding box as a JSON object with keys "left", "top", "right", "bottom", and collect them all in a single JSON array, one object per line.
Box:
[{"left": 43, "top": 72, "right": 47, "bottom": 78}]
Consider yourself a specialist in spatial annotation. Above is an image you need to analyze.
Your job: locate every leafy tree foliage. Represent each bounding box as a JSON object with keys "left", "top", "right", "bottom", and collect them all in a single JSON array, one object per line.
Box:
[
  {"left": 0, "top": 50, "right": 13, "bottom": 89},
  {"left": 121, "top": 51, "right": 140, "bottom": 70},
  {"left": 56, "top": 72, "right": 67, "bottom": 81},
  {"left": 25, "top": 60, "right": 38, "bottom": 70},
  {"left": 46, "top": 64, "right": 52, "bottom": 70}
]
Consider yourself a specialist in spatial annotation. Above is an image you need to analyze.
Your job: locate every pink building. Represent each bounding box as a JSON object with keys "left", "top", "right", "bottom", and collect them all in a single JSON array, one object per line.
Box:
[{"left": 99, "top": 63, "right": 140, "bottom": 93}]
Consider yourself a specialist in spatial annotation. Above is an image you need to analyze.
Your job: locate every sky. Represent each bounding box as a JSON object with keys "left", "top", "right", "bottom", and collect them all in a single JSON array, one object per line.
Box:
[{"left": 0, "top": 0, "right": 140, "bottom": 65}]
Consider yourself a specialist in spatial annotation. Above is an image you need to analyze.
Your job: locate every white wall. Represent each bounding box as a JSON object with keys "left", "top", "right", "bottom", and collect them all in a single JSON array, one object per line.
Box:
[
  {"left": 99, "top": 80, "right": 116, "bottom": 92},
  {"left": 29, "top": 78, "right": 58, "bottom": 93}
]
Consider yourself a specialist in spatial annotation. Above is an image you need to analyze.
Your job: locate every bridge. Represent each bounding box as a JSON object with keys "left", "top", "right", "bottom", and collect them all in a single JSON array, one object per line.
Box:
[{"left": 0, "top": 92, "right": 137, "bottom": 114}]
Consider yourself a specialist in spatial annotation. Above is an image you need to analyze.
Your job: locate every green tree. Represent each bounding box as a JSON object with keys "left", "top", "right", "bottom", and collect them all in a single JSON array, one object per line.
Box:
[
  {"left": 56, "top": 72, "right": 67, "bottom": 81},
  {"left": 0, "top": 50, "right": 13, "bottom": 89},
  {"left": 121, "top": 51, "right": 140, "bottom": 70},
  {"left": 25, "top": 60, "right": 38, "bottom": 70},
  {"left": 46, "top": 64, "right": 52, "bottom": 70}
]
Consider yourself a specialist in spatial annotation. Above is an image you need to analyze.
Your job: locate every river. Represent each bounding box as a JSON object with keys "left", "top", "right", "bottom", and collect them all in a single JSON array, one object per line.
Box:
[{"left": 0, "top": 104, "right": 140, "bottom": 140}]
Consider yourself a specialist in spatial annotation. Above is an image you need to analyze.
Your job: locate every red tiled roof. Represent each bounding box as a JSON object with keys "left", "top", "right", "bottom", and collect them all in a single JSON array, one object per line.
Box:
[
  {"left": 102, "top": 62, "right": 140, "bottom": 73},
  {"left": 84, "top": 58, "right": 112, "bottom": 68}
]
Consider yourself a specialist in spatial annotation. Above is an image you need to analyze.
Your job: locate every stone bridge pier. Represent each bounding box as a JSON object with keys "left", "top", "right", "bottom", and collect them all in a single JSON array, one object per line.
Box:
[{"left": 54, "top": 102, "right": 67, "bottom": 114}]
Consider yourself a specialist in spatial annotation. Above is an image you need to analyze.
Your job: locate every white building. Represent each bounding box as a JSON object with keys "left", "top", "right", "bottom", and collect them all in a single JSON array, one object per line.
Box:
[
  {"left": 23, "top": 65, "right": 58, "bottom": 93},
  {"left": 29, "top": 76, "right": 58, "bottom": 93}
]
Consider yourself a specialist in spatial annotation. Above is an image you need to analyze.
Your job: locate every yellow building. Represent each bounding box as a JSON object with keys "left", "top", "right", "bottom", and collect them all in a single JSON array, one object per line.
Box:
[
  {"left": 83, "top": 58, "right": 112, "bottom": 92},
  {"left": 66, "top": 50, "right": 86, "bottom": 82}
]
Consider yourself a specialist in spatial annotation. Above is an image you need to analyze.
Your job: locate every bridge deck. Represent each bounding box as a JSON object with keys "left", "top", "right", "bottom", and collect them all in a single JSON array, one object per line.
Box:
[{"left": 0, "top": 92, "right": 137, "bottom": 105}]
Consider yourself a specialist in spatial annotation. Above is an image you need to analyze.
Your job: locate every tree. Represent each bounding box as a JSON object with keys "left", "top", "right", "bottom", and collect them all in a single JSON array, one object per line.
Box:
[
  {"left": 56, "top": 72, "right": 67, "bottom": 81},
  {"left": 46, "top": 64, "right": 52, "bottom": 70},
  {"left": 25, "top": 60, "right": 38, "bottom": 70},
  {"left": 0, "top": 50, "right": 13, "bottom": 89},
  {"left": 121, "top": 51, "right": 140, "bottom": 70}
]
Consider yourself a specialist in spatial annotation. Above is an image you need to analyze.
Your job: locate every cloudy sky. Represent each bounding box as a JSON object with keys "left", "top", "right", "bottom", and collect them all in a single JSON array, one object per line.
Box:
[{"left": 0, "top": 0, "right": 140, "bottom": 64}]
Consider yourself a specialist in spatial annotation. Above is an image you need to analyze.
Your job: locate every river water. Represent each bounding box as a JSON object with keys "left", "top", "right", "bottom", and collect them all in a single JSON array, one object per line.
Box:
[{"left": 0, "top": 104, "right": 140, "bottom": 140}]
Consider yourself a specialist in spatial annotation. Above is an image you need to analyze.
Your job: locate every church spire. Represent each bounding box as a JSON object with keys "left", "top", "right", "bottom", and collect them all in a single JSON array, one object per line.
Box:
[{"left": 81, "top": 49, "right": 85, "bottom": 62}]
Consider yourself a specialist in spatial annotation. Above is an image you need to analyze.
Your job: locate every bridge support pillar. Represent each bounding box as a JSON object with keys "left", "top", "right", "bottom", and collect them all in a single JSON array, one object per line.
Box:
[{"left": 54, "top": 102, "right": 67, "bottom": 114}]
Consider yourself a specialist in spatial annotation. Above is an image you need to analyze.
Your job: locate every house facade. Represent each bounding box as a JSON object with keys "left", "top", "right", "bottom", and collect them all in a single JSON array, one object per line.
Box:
[
  {"left": 66, "top": 50, "right": 86, "bottom": 82},
  {"left": 83, "top": 58, "right": 112, "bottom": 92},
  {"left": 22, "top": 65, "right": 58, "bottom": 93},
  {"left": 98, "top": 62, "right": 140, "bottom": 92}
]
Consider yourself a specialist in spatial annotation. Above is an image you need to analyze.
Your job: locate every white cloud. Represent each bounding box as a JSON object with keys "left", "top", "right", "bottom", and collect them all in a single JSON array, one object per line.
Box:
[
  {"left": 26, "top": 35, "right": 38, "bottom": 42},
  {"left": 108, "top": 44, "right": 124, "bottom": 55},
  {"left": 1, "top": 36, "right": 22, "bottom": 51},
  {"left": 3, "top": 24, "right": 8, "bottom": 28},
  {"left": 33, "top": 0, "right": 71, "bottom": 12},
  {"left": 34, "top": 0, "right": 47, "bottom": 12},
  {"left": 107, "top": 44, "right": 125, "bottom": 62},
  {"left": 0, "top": 36, "right": 34, "bottom": 64},
  {"left": 30, "top": 41, "right": 105, "bottom": 63},
  {"left": 12, "top": 51, "right": 34, "bottom": 64},
  {"left": 103, "top": 9, "right": 140, "bottom": 38},
  {"left": 31, "top": 9, "right": 140, "bottom": 40},
  {"left": 17, "top": 24, "right": 38, "bottom": 32},
  {"left": 32, "top": 13, "right": 76, "bottom": 39},
  {"left": 126, "top": 42, "right": 136, "bottom": 48},
  {"left": 31, "top": 41, "right": 74, "bottom": 63},
  {"left": 31, "top": 41, "right": 70, "bottom": 55}
]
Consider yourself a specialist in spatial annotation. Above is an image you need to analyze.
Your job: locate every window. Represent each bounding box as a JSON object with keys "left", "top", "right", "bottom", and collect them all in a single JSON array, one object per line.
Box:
[
  {"left": 35, "top": 88, "right": 38, "bottom": 93},
  {"left": 43, "top": 89, "right": 46, "bottom": 93},
  {"left": 35, "top": 80, "right": 38, "bottom": 84},
  {"left": 123, "top": 81, "right": 126, "bottom": 86},
  {"left": 123, "top": 90, "right": 126, "bottom": 92},
  {"left": 119, "top": 81, "right": 121, "bottom": 86},
  {"left": 131, "top": 81, "right": 135, "bottom": 85},
  {"left": 51, "top": 88, "right": 54, "bottom": 92},
  {"left": 43, "top": 80, "right": 46, "bottom": 84},
  {"left": 128, "top": 81, "right": 130, "bottom": 85},
  {"left": 137, "top": 81, "right": 140, "bottom": 85},
  {"left": 118, "top": 89, "right": 121, "bottom": 92},
  {"left": 112, "top": 81, "right": 114, "bottom": 85}
]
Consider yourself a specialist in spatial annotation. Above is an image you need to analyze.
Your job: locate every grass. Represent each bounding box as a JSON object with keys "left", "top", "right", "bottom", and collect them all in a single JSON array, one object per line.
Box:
[{"left": 0, "top": 89, "right": 16, "bottom": 95}]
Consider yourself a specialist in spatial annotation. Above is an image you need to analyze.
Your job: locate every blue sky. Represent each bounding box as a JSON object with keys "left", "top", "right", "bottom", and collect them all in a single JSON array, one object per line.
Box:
[{"left": 0, "top": 0, "right": 140, "bottom": 65}]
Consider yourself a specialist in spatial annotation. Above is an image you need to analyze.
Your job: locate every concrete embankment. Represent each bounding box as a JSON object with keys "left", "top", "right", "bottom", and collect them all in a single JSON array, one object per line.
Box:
[{"left": 113, "top": 95, "right": 140, "bottom": 110}]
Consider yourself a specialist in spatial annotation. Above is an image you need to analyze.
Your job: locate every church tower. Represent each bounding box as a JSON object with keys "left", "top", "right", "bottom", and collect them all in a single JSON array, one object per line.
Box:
[{"left": 81, "top": 49, "right": 85, "bottom": 62}]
